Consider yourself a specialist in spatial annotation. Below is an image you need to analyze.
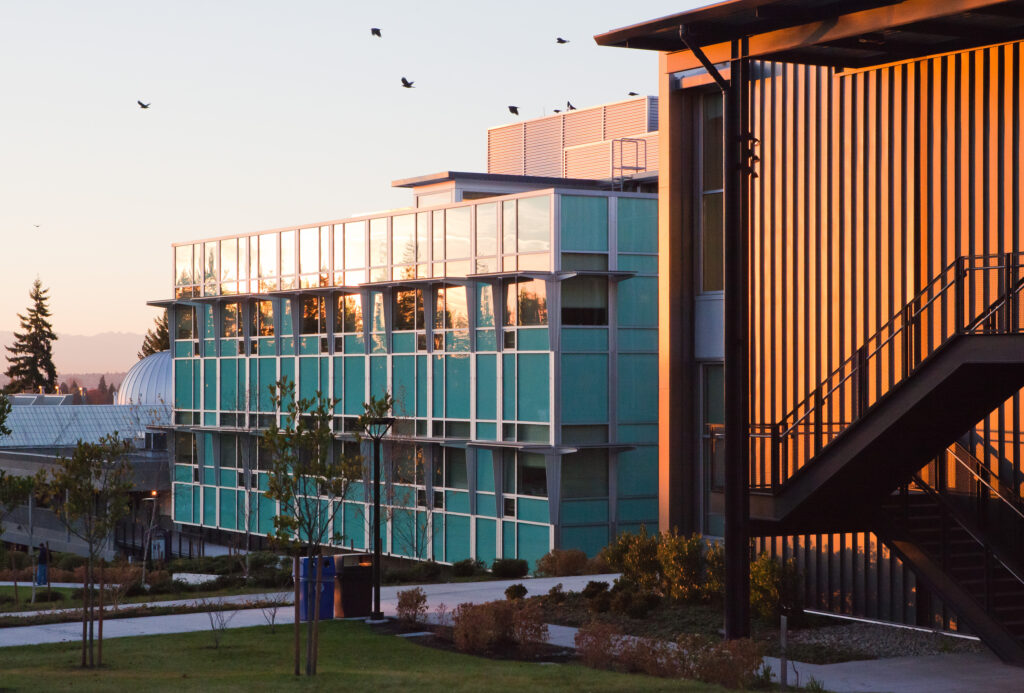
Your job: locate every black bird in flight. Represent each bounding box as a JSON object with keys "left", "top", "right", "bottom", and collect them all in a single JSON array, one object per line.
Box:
[
  {"left": 137, "top": 100, "right": 150, "bottom": 109},
  {"left": 566, "top": 100, "right": 576, "bottom": 110},
  {"left": 553, "top": 109, "right": 562, "bottom": 113},
  {"left": 628, "top": 91, "right": 639, "bottom": 96},
  {"left": 508, "top": 106, "right": 519, "bottom": 115},
  {"left": 556, "top": 37, "right": 569, "bottom": 44},
  {"left": 371, "top": 27, "right": 381, "bottom": 37},
  {"left": 401, "top": 77, "right": 415, "bottom": 88}
]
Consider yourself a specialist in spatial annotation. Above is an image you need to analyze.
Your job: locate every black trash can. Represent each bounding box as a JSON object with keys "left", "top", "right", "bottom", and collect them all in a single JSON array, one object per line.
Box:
[
  {"left": 299, "top": 556, "right": 336, "bottom": 622},
  {"left": 334, "top": 553, "right": 372, "bottom": 618}
]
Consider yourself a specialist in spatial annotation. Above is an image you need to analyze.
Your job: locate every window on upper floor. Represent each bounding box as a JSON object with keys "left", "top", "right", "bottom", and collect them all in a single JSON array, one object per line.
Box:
[{"left": 562, "top": 276, "right": 608, "bottom": 325}]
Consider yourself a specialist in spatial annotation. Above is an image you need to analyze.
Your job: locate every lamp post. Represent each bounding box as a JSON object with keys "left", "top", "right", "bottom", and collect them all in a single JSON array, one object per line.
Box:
[
  {"left": 364, "top": 415, "right": 394, "bottom": 620},
  {"left": 141, "top": 490, "right": 158, "bottom": 586}
]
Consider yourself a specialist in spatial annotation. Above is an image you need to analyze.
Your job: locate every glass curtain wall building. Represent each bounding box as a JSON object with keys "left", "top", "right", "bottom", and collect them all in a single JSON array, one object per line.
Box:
[{"left": 156, "top": 184, "right": 657, "bottom": 568}]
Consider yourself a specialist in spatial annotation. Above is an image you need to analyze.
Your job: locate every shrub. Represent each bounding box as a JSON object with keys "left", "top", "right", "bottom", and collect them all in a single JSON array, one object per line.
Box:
[
  {"left": 451, "top": 558, "right": 484, "bottom": 578},
  {"left": 510, "top": 599, "right": 549, "bottom": 657},
  {"left": 676, "top": 633, "right": 765, "bottom": 689},
  {"left": 6, "top": 550, "right": 29, "bottom": 570},
  {"left": 546, "top": 582, "right": 566, "bottom": 603},
  {"left": 396, "top": 587, "right": 428, "bottom": 625},
  {"left": 585, "top": 554, "right": 611, "bottom": 574},
  {"left": 657, "top": 530, "right": 706, "bottom": 602},
  {"left": 246, "top": 551, "right": 280, "bottom": 572},
  {"left": 749, "top": 552, "right": 803, "bottom": 622},
  {"left": 491, "top": 558, "right": 528, "bottom": 579},
  {"left": 56, "top": 553, "right": 86, "bottom": 572},
  {"left": 581, "top": 580, "right": 609, "bottom": 600},
  {"left": 534, "top": 548, "right": 588, "bottom": 577},
  {"left": 574, "top": 621, "right": 622, "bottom": 669},
  {"left": 587, "top": 591, "right": 612, "bottom": 614},
  {"left": 417, "top": 560, "right": 443, "bottom": 581},
  {"left": 600, "top": 528, "right": 660, "bottom": 591},
  {"left": 703, "top": 540, "right": 725, "bottom": 600},
  {"left": 609, "top": 584, "right": 659, "bottom": 619},
  {"left": 618, "top": 637, "right": 680, "bottom": 678},
  {"left": 452, "top": 601, "right": 516, "bottom": 654},
  {"left": 504, "top": 583, "right": 528, "bottom": 601}
]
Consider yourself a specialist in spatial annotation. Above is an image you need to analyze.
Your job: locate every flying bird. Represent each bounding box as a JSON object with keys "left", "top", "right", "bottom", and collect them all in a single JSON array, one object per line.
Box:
[
  {"left": 371, "top": 27, "right": 381, "bottom": 37},
  {"left": 556, "top": 37, "right": 569, "bottom": 44},
  {"left": 566, "top": 101, "right": 576, "bottom": 110},
  {"left": 401, "top": 77, "right": 415, "bottom": 88},
  {"left": 553, "top": 109, "right": 562, "bottom": 113},
  {"left": 508, "top": 105, "right": 519, "bottom": 115},
  {"left": 137, "top": 100, "right": 150, "bottom": 109},
  {"left": 628, "top": 91, "right": 639, "bottom": 96}
]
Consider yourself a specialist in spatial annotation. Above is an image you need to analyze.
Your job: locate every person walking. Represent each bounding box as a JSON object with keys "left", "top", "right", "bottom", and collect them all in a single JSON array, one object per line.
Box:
[{"left": 35, "top": 542, "right": 49, "bottom": 587}]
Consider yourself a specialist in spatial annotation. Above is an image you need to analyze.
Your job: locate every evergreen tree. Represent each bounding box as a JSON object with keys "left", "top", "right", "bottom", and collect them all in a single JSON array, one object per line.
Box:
[
  {"left": 138, "top": 310, "right": 169, "bottom": 359},
  {"left": 97, "top": 375, "right": 109, "bottom": 403},
  {"left": 4, "top": 279, "right": 58, "bottom": 393}
]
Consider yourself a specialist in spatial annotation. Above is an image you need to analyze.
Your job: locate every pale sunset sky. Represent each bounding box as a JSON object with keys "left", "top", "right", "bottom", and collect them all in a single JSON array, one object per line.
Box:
[{"left": 0, "top": 0, "right": 698, "bottom": 338}]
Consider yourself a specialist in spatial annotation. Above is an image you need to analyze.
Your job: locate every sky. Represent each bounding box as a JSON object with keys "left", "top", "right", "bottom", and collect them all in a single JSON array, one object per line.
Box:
[{"left": 0, "top": 0, "right": 700, "bottom": 337}]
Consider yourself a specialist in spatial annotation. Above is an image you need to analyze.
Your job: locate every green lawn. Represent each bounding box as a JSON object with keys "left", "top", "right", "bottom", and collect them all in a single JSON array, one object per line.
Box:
[{"left": 0, "top": 620, "right": 725, "bottom": 692}]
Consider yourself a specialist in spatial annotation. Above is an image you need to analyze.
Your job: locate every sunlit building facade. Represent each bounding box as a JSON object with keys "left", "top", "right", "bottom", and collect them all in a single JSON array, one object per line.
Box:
[{"left": 156, "top": 134, "right": 659, "bottom": 568}]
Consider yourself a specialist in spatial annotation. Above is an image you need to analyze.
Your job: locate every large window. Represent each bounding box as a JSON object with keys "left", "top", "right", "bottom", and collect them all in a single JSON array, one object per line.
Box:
[
  {"left": 250, "top": 300, "right": 275, "bottom": 337},
  {"left": 335, "top": 294, "right": 362, "bottom": 334},
  {"left": 475, "top": 203, "right": 497, "bottom": 273},
  {"left": 220, "top": 302, "right": 240, "bottom": 338},
  {"left": 561, "top": 276, "right": 608, "bottom": 325},
  {"left": 433, "top": 447, "right": 467, "bottom": 490},
  {"left": 300, "top": 296, "right": 326, "bottom": 335},
  {"left": 517, "top": 452, "right": 547, "bottom": 497},
  {"left": 700, "top": 92, "right": 724, "bottom": 293},
  {"left": 393, "top": 289, "right": 425, "bottom": 331},
  {"left": 504, "top": 278, "right": 547, "bottom": 327},
  {"left": 562, "top": 449, "right": 609, "bottom": 498},
  {"left": 174, "top": 306, "right": 195, "bottom": 340}
]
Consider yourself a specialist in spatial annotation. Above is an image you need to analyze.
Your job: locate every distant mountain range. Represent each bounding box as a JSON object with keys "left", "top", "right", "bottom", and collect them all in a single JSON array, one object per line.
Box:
[{"left": 0, "top": 330, "right": 145, "bottom": 382}]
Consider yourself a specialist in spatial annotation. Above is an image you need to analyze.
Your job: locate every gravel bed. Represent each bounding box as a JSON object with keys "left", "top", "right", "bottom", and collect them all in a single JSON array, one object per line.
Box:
[{"left": 783, "top": 621, "right": 987, "bottom": 660}]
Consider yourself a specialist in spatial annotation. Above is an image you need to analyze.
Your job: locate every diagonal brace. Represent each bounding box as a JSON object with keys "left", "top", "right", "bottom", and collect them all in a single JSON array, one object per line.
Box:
[{"left": 679, "top": 25, "right": 729, "bottom": 92}]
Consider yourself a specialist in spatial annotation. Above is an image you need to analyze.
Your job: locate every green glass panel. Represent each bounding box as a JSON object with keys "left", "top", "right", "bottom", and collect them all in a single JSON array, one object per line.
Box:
[
  {"left": 237, "top": 359, "right": 247, "bottom": 409},
  {"left": 704, "top": 363, "right": 724, "bottom": 425},
  {"left": 617, "top": 447, "right": 658, "bottom": 497},
  {"left": 562, "top": 449, "right": 608, "bottom": 498},
  {"left": 516, "top": 353, "right": 549, "bottom": 422},
  {"left": 258, "top": 358, "right": 276, "bottom": 412},
  {"left": 220, "top": 339, "right": 238, "bottom": 357},
  {"left": 445, "top": 491, "right": 470, "bottom": 514},
  {"left": 174, "top": 341, "right": 193, "bottom": 357},
  {"left": 173, "top": 484, "right": 193, "bottom": 523},
  {"left": 475, "top": 518, "right": 497, "bottom": 566},
  {"left": 617, "top": 253, "right": 657, "bottom": 273},
  {"left": 618, "top": 498, "right": 658, "bottom": 524},
  {"left": 299, "top": 358, "right": 318, "bottom": 401},
  {"left": 475, "top": 493, "right": 496, "bottom": 518},
  {"left": 516, "top": 327, "right": 549, "bottom": 351},
  {"left": 617, "top": 197, "right": 657, "bottom": 253},
  {"left": 343, "top": 334, "right": 364, "bottom": 353},
  {"left": 174, "top": 360, "right": 193, "bottom": 409},
  {"left": 432, "top": 356, "right": 444, "bottom": 418},
  {"left": 344, "top": 357, "right": 365, "bottom": 415},
  {"left": 476, "top": 329, "right": 496, "bottom": 352},
  {"left": 559, "top": 525, "right": 608, "bottom": 557},
  {"left": 502, "top": 521, "right": 516, "bottom": 559},
  {"left": 617, "top": 354, "right": 657, "bottom": 423},
  {"left": 259, "top": 494, "right": 277, "bottom": 535},
  {"left": 193, "top": 487, "right": 200, "bottom": 523},
  {"left": 280, "top": 359, "right": 295, "bottom": 408},
  {"left": 560, "top": 328, "right": 608, "bottom": 352},
  {"left": 392, "top": 332, "right": 415, "bottom": 353},
  {"left": 219, "top": 469, "right": 235, "bottom": 487},
  {"left": 560, "top": 195, "right": 608, "bottom": 252},
  {"left": 476, "top": 284, "right": 495, "bottom": 328},
  {"left": 299, "top": 336, "right": 319, "bottom": 355},
  {"left": 517, "top": 498, "right": 548, "bottom": 524},
  {"left": 392, "top": 355, "right": 416, "bottom": 417},
  {"left": 249, "top": 359, "right": 259, "bottom": 410},
  {"left": 516, "top": 522, "right": 550, "bottom": 571},
  {"left": 416, "top": 355, "right": 427, "bottom": 417},
  {"left": 445, "top": 514, "right": 471, "bottom": 563},
  {"left": 219, "top": 488, "right": 236, "bottom": 530},
  {"left": 560, "top": 500, "right": 608, "bottom": 524},
  {"left": 617, "top": 424, "right": 659, "bottom": 443},
  {"left": 475, "top": 354, "right": 496, "bottom": 420},
  {"left": 432, "top": 513, "right": 445, "bottom": 562},
  {"left": 370, "top": 356, "right": 386, "bottom": 399},
  {"left": 203, "top": 360, "right": 217, "bottom": 410},
  {"left": 476, "top": 422, "right": 496, "bottom": 440},
  {"left": 617, "top": 277, "right": 657, "bottom": 327},
  {"left": 502, "top": 354, "right": 515, "bottom": 420},
  {"left": 617, "top": 328, "right": 657, "bottom": 352},
  {"left": 342, "top": 503, "right": 365, "bottom": 549},
  {"left": 174, "top": 465, "right": 193, "bottom": 483},
  {"left": 203, "top": 486, "right": 216, "bottom": 526},
  {"left": 561, "top": 354, "right": 608, "bottom": 423},
  {"left": 476, "top": 449, "right": 494, "bottom": 492},
  {"left": 445, "top": 355, "right": 470, "bottom": 419}
]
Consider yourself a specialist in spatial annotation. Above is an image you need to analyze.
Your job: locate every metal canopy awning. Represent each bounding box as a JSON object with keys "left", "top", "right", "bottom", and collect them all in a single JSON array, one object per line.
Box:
[{"left": 596, "top": 0, "right": 1024, "bottom": 68}]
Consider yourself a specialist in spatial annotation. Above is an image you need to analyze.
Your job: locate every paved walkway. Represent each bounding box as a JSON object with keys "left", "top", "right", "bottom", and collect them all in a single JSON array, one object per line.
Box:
[{"left": 3, "top": 574, "right": 1024, "bottom": 692}]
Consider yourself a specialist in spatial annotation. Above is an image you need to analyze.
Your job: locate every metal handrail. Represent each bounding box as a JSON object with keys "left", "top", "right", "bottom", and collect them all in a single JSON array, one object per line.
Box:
[{"left": 947, "top": 442, "right": 1024, "bottom": 523}]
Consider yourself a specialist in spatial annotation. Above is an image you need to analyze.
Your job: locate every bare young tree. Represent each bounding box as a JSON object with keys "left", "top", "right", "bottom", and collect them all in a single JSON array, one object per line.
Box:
[
  {"left": 0, "top": 468, "right": 39, "bottom": 607},
  {"left": 47, "top": 433, "right": 133, "bottom": 668},
  {"left": 262, "top": 377, "right": 362, "bottom": 676}
]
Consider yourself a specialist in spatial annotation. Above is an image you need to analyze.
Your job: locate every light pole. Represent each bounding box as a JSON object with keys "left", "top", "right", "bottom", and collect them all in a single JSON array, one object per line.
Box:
[
  {"left": 141, "top": 491, "right": 158, "bottom": 586},
  {"left": 364, "top": 415, "right": 394, "bottom": 621}
]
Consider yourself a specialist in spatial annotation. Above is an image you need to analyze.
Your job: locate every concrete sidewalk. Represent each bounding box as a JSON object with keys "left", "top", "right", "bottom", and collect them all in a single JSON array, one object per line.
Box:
[
  {"left": 2, "top": 573, "right": 1023, "bottom": 692},
  {"left": 3, "top": 590, "right": 291, "bottom": 620}
]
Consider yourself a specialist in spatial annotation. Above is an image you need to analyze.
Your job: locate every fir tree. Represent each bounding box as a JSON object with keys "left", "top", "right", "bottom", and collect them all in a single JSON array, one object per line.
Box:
[
  {"left": 4, "top": 279, "right": 58, "bottom": 393},
  {"left": 138, "top": 310, "right": 170, "bottom": 359}
]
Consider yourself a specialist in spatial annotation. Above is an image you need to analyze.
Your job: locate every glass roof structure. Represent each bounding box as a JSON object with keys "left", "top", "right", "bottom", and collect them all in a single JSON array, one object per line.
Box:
[{"left": 0, "top": 404, "right": 171, "bottom": 449}]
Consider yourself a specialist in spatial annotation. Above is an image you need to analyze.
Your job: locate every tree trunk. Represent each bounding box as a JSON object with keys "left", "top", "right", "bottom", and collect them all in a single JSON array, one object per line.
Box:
[
  {"left": 310, "top": 549, "right": 323, "bottom": 676},
  {"left": 98, "top": 563, "right": 104, "bottom": 667},
  {"left": 81, "top": 560, "right": 88, "bottom": 667},
  {"left": 305, "top": 548, "right": 315, "bottom": 675},
  {"left": 293, "top": 553, "right": 300, "bottom": 676},
  {"left": 87, "top": 556, "right": 94, "bottom": 667},
  {"left": 9, "top": 554, "right": 18, "bottom": 606}
]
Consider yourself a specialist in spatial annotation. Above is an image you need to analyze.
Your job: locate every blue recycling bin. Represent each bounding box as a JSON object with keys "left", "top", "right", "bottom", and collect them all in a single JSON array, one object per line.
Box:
[{"left": 298, "top": 556, "right": 336, "bottom": 622}]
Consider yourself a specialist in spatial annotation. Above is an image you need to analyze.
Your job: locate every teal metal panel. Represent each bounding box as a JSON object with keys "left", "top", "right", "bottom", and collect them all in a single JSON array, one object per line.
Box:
[
  {"left": 617, "top": 197, "right": 657, "bottom": 253},
  {"left": 432, "top": 356, "right": 444, "bottom": 418},
  {"left": 476, "top": 518, "right": 497, "bottom": 566},
  {"left": 517, "top": 497, "right": 549, "bottom": 523},
  {"left": 219, "top": 469, "right": 235, "bottom": 487},
  {"left": 202, "top": 468, "right": 215, "bottom": 485},
  {"left": 502, "top": 354, "right": 516, "bottom": 419},
  {"left": 476, "top": 493, "right": 496, "bottom": 517},
  {"left": 502, "top": 520, "right": 516, "bottom": 559},
  {"left": 192, "top": 487, "right": 200, "bottom": 523},
  {"left": 174, "top": 465, "right": 192, "bottom": 483},
  {"left": 344, "top": 335, "right": 364, "bottom": 353},
  {"left": 173, "top": 483, "right": 192, "bottom": 523},
  {"left": 617, "top": 354, "right": 657, "bottom": 423},
  {"left": 299, "top": 357, "right": 319, "bottom": 400},
  {"left": 516, "top": 523, "right": 549, "bottom": 571},
  {"left": 476, "top": 354, "right": 496, "bottom": 420},
  {"left": 174, "top": 341, "right": 192, "bottom": 357},
  {"left": 445, "top": 514, "right": 471, "bottom": 563},
  {"left": 476, "top": 329, "right": 496, "bottom": 352},
  {"left": 617, "top": 424, "right": 659, "bottom": 442},
  {"left": 560, "top": 499, "right": 608, "bottom": 524},
  {"left": 618, "top": 277, "right": 657, "bottom": 327},
  {"left": 392, "top": 355, "right": 416, "bottom": 417},
  {"left": 174, "top": 360, "right": 193, "bottom": 409},
  {"left": 246, "top": 492, "right": 258, "bottom": 533},
  {"left": 203, "top": 486, "right": 216, "bottom": 526},
  {"left": 320, "top": 357, "right": 329, "bottom": 399},
  {"left": 258, "top": 337, "right": 275, "bottom": 354},
  {"left": 618, "top": 328, "right": 658, "bottom": 352},
  {"left": 476, "top": 422, "right": 497, "bottom": 440},
  {"left": 617, "top": 497, "right": 658, "bottom": 523},
  {"left": 280, "top": 359, "right": 295, "bottom": 407},
  {"left": 370, "top": 356, "right": 387, "bottom": 400},
  {"left": 237, "top": 360, "right": 247, "bottom": 409},
  {"left": 432, "top": 513, "right": 445, "bottom": 561},
  {"left": 476, "top": 449, "right": 494, "bottom": 492},
  {"left": 202, "top": 304, "right": 214, "bottom": 339},
  {"left": 203, "top": 412, "right": 216, "bottom": 426},
  {"left": 560, "top": 525, "right": 608, "bottom": 557},
  {"left": 617, "top": 447, "right": 658, "bottom": 496},
  {"left": 333, "top": 356, "right": 344, "bottom": 413},
  {"left": 560, "top": 195, "right": 609, "bottom": 252},
  {"left": 344, "top": 357, "right": 365, "bottom": 415},
  {"left": 219, "top": 488, "right": 237, "bottom": 530},
  {"left": 259, "top": 494, "right": 277, "bottom": 535},
  {"left": 220, "top": 339, "right": 237, "bottom": 357},
  {"left": 280, "top": 337, "right": 294, "bottom": 356},
  {"left": 391, "top": 508, "right": 416, "bottom": 558},
  {"left": 416, "top": 355, "right": 427, "bottom": 417},
  {"left": 444, "top": 491, "right": 470, "bottom": 514},
  {"left": 258, "top": 359, "right": 276, "bottom": 411},
  {"left": 392, "top": 332, "right": 415, "bottom": 353},
  {"left": 516, "top": 327, "right": 549, "bottom": 351},
  {"left": 617, "top": 253, "right": 658, "bottom": 274},
  {"left": 561, "top": 354, "right": 608, "bottom": 423},
  {"left": 444, "top": 330, "right": 471, "bottom": 352},
  {"left": 561, "top": 328, "right": 608, "bottom": 352},
  {"left": 516, "top": 354, "right": 549, "bottom": 422},
  {"left": 299, "top": 336, "right": 319, "bottom": 355},
  {"left": 257, "top": 472, "right": 270, "bottom": 491},
  {"left": 193, "top": 359, "right": 201, "bottom": 409},
  {"left": 343, "top": 503, "right": 365, "bottom": 549},
  {"left": 249, "top": 359, "right": 258, "bottom": 410}
]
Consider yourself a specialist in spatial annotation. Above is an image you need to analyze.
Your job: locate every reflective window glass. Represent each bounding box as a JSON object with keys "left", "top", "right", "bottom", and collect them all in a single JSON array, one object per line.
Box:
[
  {"left": 702, "top": 94, "right": 724, "bottom": 191},
  {"left": 249, "top": 236, "right": 259, "bottom": 288},
  {"left": 393, "top": 289, "right": 423, "bottom": 331},
  {"left": 562, "top": 276, "right": 607, "bottom": 325},
  {"left": 319, "top": 227, "right": 330, "bottom": 277},
  {"left": 502, "top": 200, "right": 516, "bottom": 256},
  {"left": 300, "top": 296, "right": 325, "bottom": 334},
  {"left": 333, "top": 226, "right": 344, "bottom": 284},
  {"left": 701, "top": 192, "right": 724, "bottom": 292},
  {"left": 475, "top": 203, "right": 497, "bottom": 257},
  {"left": 336, "top": 294, "right": 362, "bottom": 333},
  {"left": 562, "top": 450, "right": 608, "bottom": 498},
  {"left": 445, "top": 206, "right": 471, "bottom": 259},
  {"left": 220, "top": 239, "right": 237, "bottom": 291},
  {"left": 219, "top": 435, "right": 237, "bottom": 469},
  {"left": 506, "top": 278, "right": 547, "bottom": 326},
  {"left": 369, "top": 218, "right": 387, "bottom": 267},
  {"left": 502, "top": 449, "right": 516, "bottom": 493},
  {"left": 238, "top": 236, "right": 248, "bottom": 282},
  {"left": 300, "top": 227, "right": 319, "bottom": 275},
  {"left": 174, "top": 306, "right": 194, "bottom": 340},
  {"left": 432, "top": 210, "right": 445, "bottom": 262},
  {"left": 251, "top": 300, "right": 274, "bottom": 336},
  {"left": 175, "top": 246, "right": 193, "bottom": 286},
  {"left": 445, "top": 286, "right": 468, "bottom": 329},
  {"left": 370, "top": 291, "right": 385, "bottom": 332},
  {"left": 280, "top": 230, "right": 296, "bottom": 287},
  {"left": 392, "top": 214, "right": 416, "bottom": 265},
  {"left": 517, "top": 196, "right": 550, "bottom": 253},
  {"left": 221, "top": 302, "right": 240, "bottom": 338},
  {"left": 203, "top": 242, "right": 218, "bottom": 291},
  {"left": 258, "top": 234, "right": 277, "bottom": 279},
  {"left": 476, "top": 283, "right": 494, "bottom": 328},
  {"left": 345, "top": 222, "right": 365, "bottom": 270},
  {"left": 416, "top": 212, "right": 429, "bottom": 264},
  {"left": 444, "top": 448, "right": 468, "bottom": 489},
  {"left": 517, "top": 452, "right": 547, "bottom": 497}
]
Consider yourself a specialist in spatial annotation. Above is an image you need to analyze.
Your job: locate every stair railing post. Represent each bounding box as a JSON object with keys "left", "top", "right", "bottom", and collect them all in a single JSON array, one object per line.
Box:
[
  {"left": 812, "top": 387, "right": 822, "bottom": 456},
  {"left": 954, "top": 256, "right": 966, "bottom": 334},
  {"left": 855, "top": 345, "right": 868, "bottom": 420},
  {"left": 1005, "top": 252, "right": 1018, "bottom": 333},
  {"left": 771, "top": 423, "right": 781, "bottom": 488},
  {"left": 901, "top": 304, "right": 914, "bottom": 377}
]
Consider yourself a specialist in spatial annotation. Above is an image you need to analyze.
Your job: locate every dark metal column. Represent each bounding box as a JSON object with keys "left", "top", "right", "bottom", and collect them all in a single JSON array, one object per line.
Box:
[{"left": 723, "top": 40, "right": 751, "bottom": 640}]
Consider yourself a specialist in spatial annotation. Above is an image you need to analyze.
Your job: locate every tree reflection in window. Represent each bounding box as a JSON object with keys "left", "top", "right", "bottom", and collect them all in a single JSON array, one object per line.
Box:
[
  {"left": 393, "top": 289, "right": 424, "bottom": 331},
  {"left": 300, "top": 296, "right": 326, "bottom": 335},
  {"left": 504, "top": 278, "right": 547, "bottom": 326},
  {"left": 250, "top": 300, "right": 274, "bottom": 336},
  {"left": 335, "top": 294, "right": 362, "bottom": 333}
]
